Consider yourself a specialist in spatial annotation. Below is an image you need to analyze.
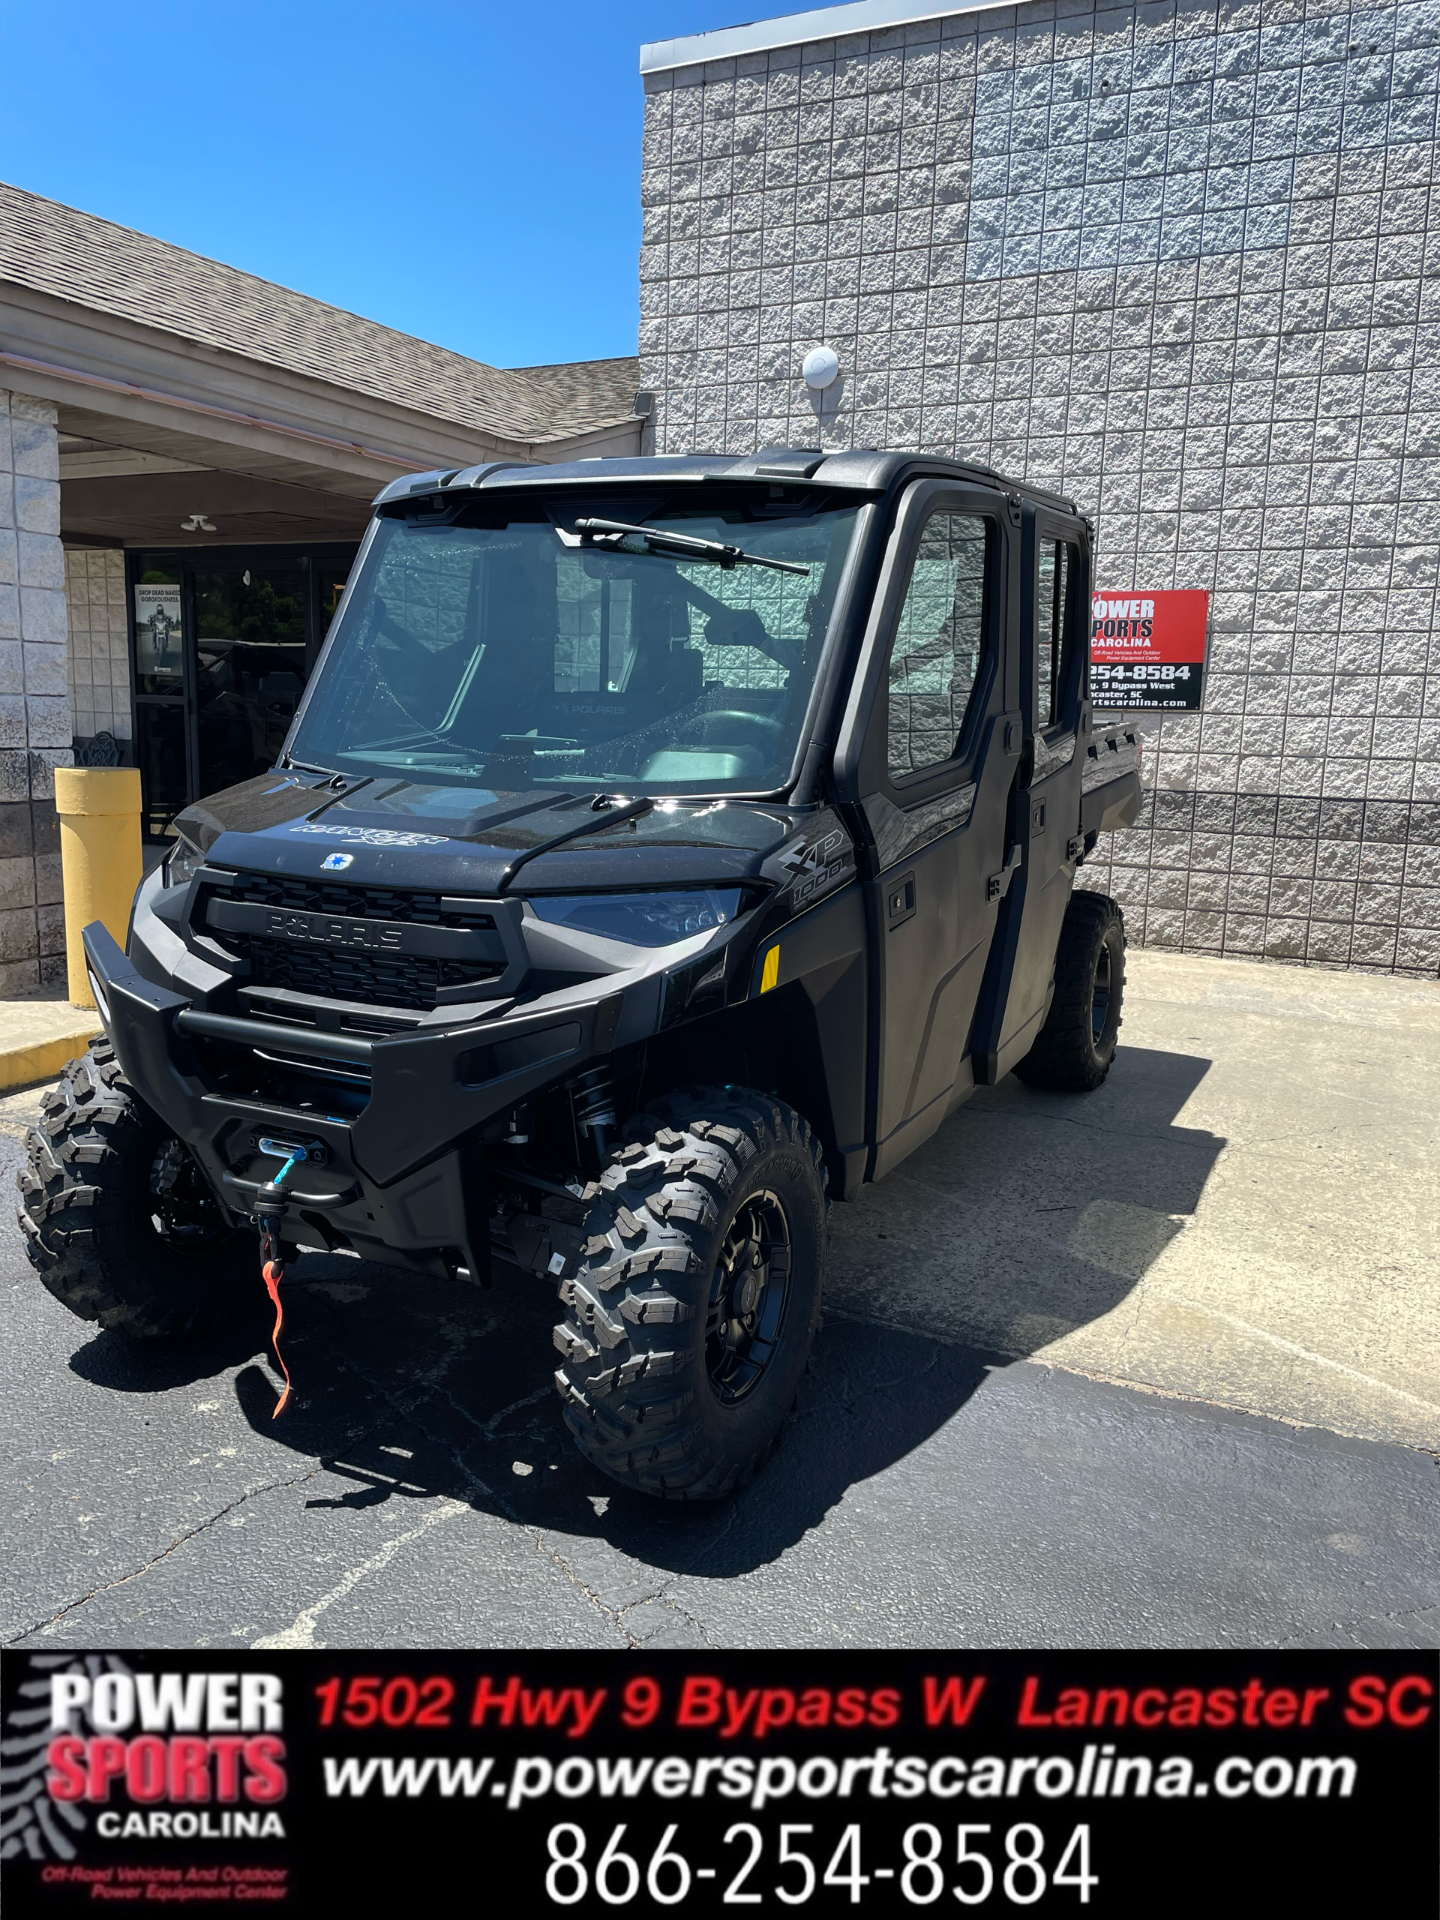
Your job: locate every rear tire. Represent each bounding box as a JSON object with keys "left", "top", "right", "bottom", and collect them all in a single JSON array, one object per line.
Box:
[
  {"left": 17, "top": 1040, "right": 252, "bottom": 1338},
  {"left": 553, "top": 1086, "right": 826, "bottom": 1500},
  {"left": 1013, "top": 890, "right": 1126, "bottom": 1092}
]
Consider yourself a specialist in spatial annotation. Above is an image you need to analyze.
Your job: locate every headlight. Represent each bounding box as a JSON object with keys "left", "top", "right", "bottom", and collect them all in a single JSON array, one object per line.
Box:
[
  {"left": 530, "top": 889, "right": 744, "bottom": 948},
  {"left": 163, "top": 834, "right": 206, "bottom": 889}
]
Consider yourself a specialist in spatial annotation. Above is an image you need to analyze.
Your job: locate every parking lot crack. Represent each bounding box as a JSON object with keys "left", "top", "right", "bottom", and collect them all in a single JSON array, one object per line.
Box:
[
  {"left": 524, "top": 1536, "right": 636, "bottom": 1641},
  {"left": 480, "top": 1383, "right": 559, "bottom": 1438},
  {"left": 332, "top": 1351, "right": 507, "bottom": 1509},
  {"left": 4, "top": 1467, "right": 325, "bottom": 1647},
  {"left": 331, "top": 1350, "right": 664, "bottom": 1642},
  {"left": 614, "top": 1589, "right": 717, "bottom": 1648},
  {"left": 801, "top": 1317, "right": 947, "bottom": 1415},
  {"left": 1275, "top": 1597, "right": 1440, "bottom": 1649},
  {"left": 327, "top": 1348, "right": 636, "bottom": 1650}
]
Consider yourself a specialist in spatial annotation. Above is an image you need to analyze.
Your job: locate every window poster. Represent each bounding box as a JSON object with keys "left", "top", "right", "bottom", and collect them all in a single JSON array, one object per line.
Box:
[{"left": 134, "top": 584, "right": 183, "bottom": 688}]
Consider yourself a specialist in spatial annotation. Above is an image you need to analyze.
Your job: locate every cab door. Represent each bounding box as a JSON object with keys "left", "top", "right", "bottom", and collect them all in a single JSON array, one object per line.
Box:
[
  {"left": 970, "top": 506, "right": 1091, "bottom": 1082},
  {"left": 833, "top": 480, "right": 1022, "bottom": 1181}
]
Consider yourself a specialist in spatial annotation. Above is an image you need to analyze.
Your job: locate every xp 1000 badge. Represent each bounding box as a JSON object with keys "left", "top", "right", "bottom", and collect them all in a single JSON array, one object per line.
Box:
[{"left": 1090, "top": 589, "right": 1209, "bottom": 711}]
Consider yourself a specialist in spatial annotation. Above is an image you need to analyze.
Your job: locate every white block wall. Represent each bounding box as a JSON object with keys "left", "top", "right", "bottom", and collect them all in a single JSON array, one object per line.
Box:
[
  {"left": 639, "top": 0, "right": 1440, "bottom": 976},
  {"left": 66, "top": 548, "right": 132, "bottom": 747},
  {"left": 0, "top": 388, "right": 71, "bottom": 992}
]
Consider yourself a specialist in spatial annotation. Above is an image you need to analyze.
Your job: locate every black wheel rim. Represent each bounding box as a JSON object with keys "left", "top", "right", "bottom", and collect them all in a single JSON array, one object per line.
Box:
[
  {"left": 1091, "top": 941, "right": 1113, "bottom": 1046},
  {"left": 146, "top": 1137, "right": 232, "bottom": 1256},
  {"left": 705, "top": 1189, "right": 792, "bottom": 1405}
]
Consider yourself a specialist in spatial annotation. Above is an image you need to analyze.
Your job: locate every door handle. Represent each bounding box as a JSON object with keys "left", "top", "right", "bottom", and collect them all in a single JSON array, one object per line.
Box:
[
  {"left": 987, "top": 845, "right": 1022, "bottom": 902},
  {"left": 886, "top": 871, "right": 916, "bottom": 928}
]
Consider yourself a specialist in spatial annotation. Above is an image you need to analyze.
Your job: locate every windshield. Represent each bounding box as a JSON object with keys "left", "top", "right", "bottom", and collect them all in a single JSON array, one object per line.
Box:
[{"left": 287, "top": 491, "right": 863, "bottom": 795}]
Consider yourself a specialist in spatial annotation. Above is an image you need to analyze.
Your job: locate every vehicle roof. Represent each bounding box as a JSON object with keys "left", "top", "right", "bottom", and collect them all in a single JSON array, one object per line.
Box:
[{"left": 372, "top": 446, "right": 1084, "bottom": 519}]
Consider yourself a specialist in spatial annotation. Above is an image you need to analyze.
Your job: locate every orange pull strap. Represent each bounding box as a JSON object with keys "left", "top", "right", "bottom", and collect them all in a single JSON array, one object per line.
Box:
[{"left": 262, "top": 1259, "right": 293, "bottom": 1418}]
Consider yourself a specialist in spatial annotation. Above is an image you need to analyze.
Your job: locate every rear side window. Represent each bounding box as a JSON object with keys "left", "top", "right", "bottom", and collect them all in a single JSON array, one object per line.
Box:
[
  {"left": 886, "top": 513, "right": 990, "bottom": 784},
  {"left": 1037, "top": 536, "right": 1082, "bottom": 729}
]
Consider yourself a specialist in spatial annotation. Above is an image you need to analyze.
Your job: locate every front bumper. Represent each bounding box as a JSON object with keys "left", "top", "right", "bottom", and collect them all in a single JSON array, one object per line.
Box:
[{"left": 82, "top": 923, "right": 623, "bottom": 1285}]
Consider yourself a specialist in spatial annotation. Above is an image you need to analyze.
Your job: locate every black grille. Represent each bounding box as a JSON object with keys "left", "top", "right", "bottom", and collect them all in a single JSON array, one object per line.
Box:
[
  {"left": 205, "top": 871, "right": 505, "bottom": 1012},
  {"left": 221, "top": 871, "right": 496, "bottom": 929},
  {"left": 240, "top": 936, "right": 500, "bottom": 1010}
]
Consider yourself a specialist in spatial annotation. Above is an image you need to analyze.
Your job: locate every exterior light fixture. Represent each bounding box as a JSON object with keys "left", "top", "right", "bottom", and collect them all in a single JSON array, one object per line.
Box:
[
  {"left": 802, "top": 346, "right": 840, "bottom": 390},
  {"left": 180, "top": 513, "right": 217, "bottom": 532}
]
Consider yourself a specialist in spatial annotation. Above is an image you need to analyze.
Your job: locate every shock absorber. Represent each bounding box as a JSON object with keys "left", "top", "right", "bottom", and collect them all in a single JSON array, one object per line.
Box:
[{"left": 570, "top": 1066, "right": 617, "bottom": 1168}]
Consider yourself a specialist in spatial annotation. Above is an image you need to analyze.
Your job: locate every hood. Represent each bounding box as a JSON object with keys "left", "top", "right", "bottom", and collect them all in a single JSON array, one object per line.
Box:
[{"left": 177, "top": 772, "right": 804, "bottom": 894}]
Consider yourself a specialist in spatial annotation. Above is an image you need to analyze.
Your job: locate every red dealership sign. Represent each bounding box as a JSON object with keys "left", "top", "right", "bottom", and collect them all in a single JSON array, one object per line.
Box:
[{"left": 1090, "top": 588, "right": 1210, "bottom": 711}]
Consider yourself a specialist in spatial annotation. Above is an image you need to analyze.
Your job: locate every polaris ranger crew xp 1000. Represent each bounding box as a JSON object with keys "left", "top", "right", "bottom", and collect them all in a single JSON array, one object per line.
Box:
[{"left": 21, "top": 449, "right": 1141, "bottom": 1499}]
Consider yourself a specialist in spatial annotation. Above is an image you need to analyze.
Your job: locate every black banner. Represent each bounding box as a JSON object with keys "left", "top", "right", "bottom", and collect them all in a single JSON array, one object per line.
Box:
[{"left": 4, "top": 1651, "right": 1435, "bottom": 1915}]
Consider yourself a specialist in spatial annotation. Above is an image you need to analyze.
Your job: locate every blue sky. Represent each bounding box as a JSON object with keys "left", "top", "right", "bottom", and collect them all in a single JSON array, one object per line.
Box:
[{"left": 0, "top": 2, "right": 751, "bottom": 369}]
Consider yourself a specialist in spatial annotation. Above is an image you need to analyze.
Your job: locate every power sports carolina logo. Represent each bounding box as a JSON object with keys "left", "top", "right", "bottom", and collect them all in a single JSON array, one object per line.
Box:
[
  {"left": 1090, "top": 595, "right": 1157, "bottom": 647},
  {"left": 39, "top": 1666, "right": 288, "bottom": 1843},
  {"left": 288, "top": 825, "right": 448, "bottom": 848},
  {"left": 2, "top": 1655, "right": 132, "bottom": 1861}
]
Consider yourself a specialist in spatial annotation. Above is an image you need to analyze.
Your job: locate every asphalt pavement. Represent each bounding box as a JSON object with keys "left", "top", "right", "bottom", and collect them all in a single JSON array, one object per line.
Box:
[{"left": 1, "top": 950, "right": 1437, "bottom": 1652}]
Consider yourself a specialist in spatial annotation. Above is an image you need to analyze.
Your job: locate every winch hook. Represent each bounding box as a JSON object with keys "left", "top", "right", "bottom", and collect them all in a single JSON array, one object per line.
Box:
[{"left": 252, "top": 1143, "right": 306, "bottom": 1418}]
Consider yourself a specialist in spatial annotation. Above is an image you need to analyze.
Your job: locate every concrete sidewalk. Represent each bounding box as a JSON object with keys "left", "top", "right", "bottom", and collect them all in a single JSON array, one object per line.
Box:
[
  {"left": 828, "top": 949, "right": 1440, "bottom": 1450},
  {"left": 0, "top": 986, "right": 100, "bottom": 1094}
]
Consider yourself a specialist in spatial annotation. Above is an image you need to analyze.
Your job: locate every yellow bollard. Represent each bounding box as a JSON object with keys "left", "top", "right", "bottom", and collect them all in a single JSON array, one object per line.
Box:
[{"left": 54, "top": 767, "right": 144, "bottom": 1010}]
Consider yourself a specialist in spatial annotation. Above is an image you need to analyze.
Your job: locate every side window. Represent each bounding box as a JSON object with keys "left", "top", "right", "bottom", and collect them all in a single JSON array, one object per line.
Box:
[
  {"left": 1036, "top": 537, "right": 1082, "bottom": 730},
  {"left": 887, "top": 513, "right": 990, "bottom": 784}
]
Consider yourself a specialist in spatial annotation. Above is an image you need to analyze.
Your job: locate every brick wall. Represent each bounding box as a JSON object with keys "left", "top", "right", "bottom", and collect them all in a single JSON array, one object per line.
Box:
[
  {"left": 639, "top": 0, "right": 1440, "bottom": 975},
  {"left": 0, "top": 387, "right": 71, "bottom": 992}
]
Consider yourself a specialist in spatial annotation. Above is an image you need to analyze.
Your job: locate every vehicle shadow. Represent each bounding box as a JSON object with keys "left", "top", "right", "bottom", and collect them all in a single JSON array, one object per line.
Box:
[
  {"left": 68, "top": 1307, "right": 275, "bottom": 1395},
  {"left": 223, "top": 1043, "right": 1227, "bottom": 1576},
  {"left": 65, "top": 1044, "right": 1223, "bottom": 1580}
]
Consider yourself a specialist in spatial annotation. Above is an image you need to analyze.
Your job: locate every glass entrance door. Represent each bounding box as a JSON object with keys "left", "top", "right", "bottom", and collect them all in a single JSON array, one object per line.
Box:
[
  {"left": 193, "top": 565, "right": 308, "bottom": 793},
  {"left": 132, "top": 564, "right": 189, "bottom": 837},
  {"left": 129, "top": 543, "right": 357, "bottom": 835}
]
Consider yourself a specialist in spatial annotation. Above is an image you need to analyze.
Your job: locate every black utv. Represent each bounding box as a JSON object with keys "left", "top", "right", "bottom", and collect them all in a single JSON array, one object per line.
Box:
[{"left": 20, "top": 449, "right": 1141, "bottom": 1499}]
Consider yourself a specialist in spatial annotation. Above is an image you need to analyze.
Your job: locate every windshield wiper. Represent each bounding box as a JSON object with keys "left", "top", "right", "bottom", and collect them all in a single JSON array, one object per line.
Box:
[
  {"left": 575, "top": 518, "right": 811, "bottom": 577},
  {"left": 497, "top": 795, "right": 656, "bottom": 892}
]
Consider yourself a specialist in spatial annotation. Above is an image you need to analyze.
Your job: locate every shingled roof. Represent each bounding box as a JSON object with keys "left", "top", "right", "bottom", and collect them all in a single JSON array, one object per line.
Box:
[{"left": 0, "top": 180, "right": 641, "bottom": 445}]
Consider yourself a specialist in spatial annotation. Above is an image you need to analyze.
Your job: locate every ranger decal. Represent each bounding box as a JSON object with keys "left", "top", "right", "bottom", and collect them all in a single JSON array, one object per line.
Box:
[{"left": 289, "top": 825, "right": 448, "bottom": 847}]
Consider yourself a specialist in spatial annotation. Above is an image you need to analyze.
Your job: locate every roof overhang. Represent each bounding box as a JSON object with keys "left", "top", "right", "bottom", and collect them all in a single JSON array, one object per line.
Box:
[{"left": 1, "top": 280, "right": 643, "bottom": 499}]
